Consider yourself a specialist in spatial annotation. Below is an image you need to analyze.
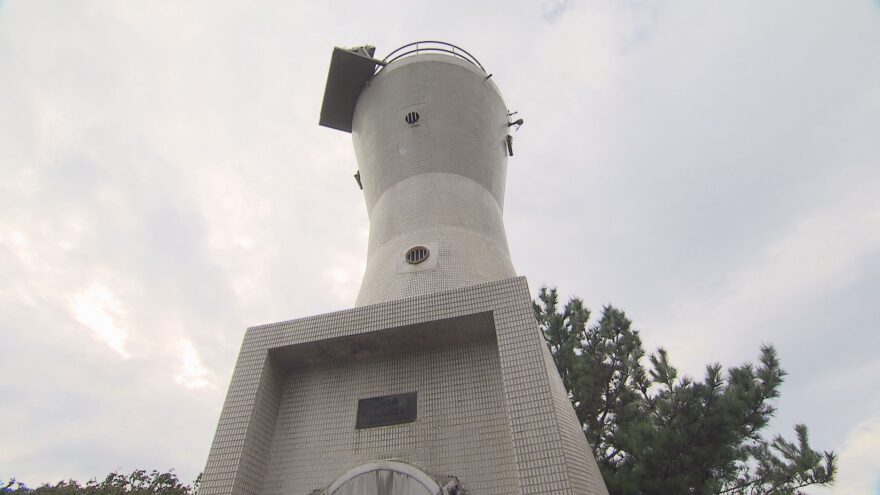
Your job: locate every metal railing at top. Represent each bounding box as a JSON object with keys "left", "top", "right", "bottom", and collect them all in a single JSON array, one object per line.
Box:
[{"left": 377, "top": 41, "right": 486, "bottom": 73}]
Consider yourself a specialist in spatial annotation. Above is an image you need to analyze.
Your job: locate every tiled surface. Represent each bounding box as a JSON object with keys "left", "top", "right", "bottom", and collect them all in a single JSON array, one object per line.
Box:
[
  {"left": 201, "top": 277, "right": 608, "bottom": 495},
  {"left": 263, "top": 334, "right": 517, "bottom": 494},
  {"left": 540, "top": 339, "right": 607, "bottom": 494},
  {"left": 351, "top": 55, "right": 516, "bottom": 306}
]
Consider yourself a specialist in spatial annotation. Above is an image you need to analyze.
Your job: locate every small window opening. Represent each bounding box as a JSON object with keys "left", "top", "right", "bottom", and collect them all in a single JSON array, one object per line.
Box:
[{"left": 405, "top": 111, "right": 420, "bottom": 125}]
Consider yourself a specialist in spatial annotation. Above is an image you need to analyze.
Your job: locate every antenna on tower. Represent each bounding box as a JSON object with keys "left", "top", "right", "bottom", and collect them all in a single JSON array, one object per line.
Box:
[{"left": 506, "top": 112, "right": 523, "bottom": 157}]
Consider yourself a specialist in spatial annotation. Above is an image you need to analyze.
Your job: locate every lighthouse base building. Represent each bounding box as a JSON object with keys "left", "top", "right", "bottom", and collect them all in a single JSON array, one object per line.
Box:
[
  {"left": 200, "top": 278, "right": 607, "bottom": 494},
  {"left": 200, "top": 43, "right": 609, "bottom": 494}
]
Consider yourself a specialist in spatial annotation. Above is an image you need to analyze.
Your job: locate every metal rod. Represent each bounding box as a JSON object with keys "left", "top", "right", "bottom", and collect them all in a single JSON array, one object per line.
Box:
[{"left": 381, "top": 41, "right": 486, "bottom": 72}]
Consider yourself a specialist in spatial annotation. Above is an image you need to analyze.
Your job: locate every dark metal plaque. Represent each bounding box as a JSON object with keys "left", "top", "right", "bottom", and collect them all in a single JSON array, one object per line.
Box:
[{"left": 356, "top": 392, "right": 417, "bottom": 429}]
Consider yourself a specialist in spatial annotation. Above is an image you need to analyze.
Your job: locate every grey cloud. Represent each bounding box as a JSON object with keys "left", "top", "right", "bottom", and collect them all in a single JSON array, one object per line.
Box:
[{"left": 1, "top": 0, "right": 878, "bottom": 491}]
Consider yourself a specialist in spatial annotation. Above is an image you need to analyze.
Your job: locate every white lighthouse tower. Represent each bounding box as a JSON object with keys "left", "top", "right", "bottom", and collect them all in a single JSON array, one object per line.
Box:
[
  {"left": 341, "top": 44, "right": 515, "bottom": 306},
  {"left": 200, "top": 42, "right": 609, "bottom": 495}
]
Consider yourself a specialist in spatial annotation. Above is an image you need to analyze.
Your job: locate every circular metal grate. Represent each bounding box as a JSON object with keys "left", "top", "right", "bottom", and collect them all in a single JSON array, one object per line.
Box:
[
  {"left": 404, "top": 111, "right": 420, "bottom": 125},
  {"left": 405, "top": 246, "right": 430, "bottom": 264}
]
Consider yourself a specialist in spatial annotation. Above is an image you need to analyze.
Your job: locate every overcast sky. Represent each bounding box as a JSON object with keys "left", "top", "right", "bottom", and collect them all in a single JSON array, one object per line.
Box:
[{"left": 1, "top": 1, "right": 878, "bottom": 493}]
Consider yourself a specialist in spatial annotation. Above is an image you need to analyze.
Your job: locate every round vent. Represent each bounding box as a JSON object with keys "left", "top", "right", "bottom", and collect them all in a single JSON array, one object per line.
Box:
[
  {"left": 405, "top": 246, "right": 430, "bottom": 264},
  {"left": 404, "top": 111, "right": 420, "bottom": 125}
]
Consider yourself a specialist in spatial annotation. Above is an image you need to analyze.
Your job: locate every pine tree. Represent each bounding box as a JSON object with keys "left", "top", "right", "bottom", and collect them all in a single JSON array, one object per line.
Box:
[
  {"left": 534, "top": 287, "right": 836, "bottom": 495},
  {"left": 2, "top": 470, "right": 198, "bottom": 495}
]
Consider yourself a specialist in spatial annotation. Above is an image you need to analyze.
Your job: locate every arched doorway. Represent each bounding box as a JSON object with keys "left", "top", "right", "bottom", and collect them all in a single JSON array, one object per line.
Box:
[{"left": 322, "top": 460, "right": 461, "bottom": 495}]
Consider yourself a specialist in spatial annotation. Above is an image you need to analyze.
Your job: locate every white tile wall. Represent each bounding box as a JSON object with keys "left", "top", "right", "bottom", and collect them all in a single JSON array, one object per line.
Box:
[{"left": 201, "top": 277, "right": 608, "bottom": 495}]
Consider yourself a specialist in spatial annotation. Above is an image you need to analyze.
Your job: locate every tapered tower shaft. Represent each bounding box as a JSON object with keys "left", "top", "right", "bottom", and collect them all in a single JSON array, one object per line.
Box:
[{"left": 348, "top": 51, "right": 516, "bottom": 306}]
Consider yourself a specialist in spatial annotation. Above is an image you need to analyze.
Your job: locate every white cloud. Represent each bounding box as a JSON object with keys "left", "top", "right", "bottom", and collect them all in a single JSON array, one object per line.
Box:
[
  {"left": 0, "top": 0, "right": 877, "bottom": 489},
  {"left": 657, "top": 174, "right": 880, "bottom": 372},
  {"left": 812, "top": 414, "right": 880, "bottom": 495},
  {"left": 174, "top": 339, "right": 213, "bottom": 390},
  {"left": 69, "top": 286, "right": 130, "bottom": 359}
]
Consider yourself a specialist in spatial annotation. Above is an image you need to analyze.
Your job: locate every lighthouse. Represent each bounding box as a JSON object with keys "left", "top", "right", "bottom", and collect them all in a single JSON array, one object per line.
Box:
[{"left": 200, "top": 42, "right": 609, "bottom": 495}]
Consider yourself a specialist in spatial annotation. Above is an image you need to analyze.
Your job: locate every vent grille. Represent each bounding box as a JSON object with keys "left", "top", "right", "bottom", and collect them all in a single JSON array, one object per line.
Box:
[
  {"left": 404, "top": 111, "right": 420, "bottom": 125},
  {"left": 404, "top": 246, "right": 430, "bottom": 264}
]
